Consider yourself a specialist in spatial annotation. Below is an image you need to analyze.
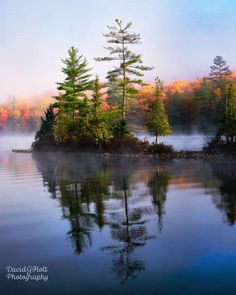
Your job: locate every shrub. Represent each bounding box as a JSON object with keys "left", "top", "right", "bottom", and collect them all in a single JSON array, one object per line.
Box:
[
  {"left": 107, "top": 135, "right": 145, "bottom": 154},
  {"left": 144, "top": 143, "right": 174, "bottom": 154}
]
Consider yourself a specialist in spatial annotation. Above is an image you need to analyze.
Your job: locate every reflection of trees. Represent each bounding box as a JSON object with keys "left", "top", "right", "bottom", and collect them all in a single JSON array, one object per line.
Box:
[
  {"left": 102, "top": 169, "right": 155, "bottom": 284},
  {"left": 210, "top": 161, "right": 236, "bottom": 225},
  {"left": 59, "top": 181, "right": 95, "bottom": 254},
  {"left": 148, "top": 169, "right": 170, "bottom": 232},
  {"left": 34, "top": 153, "right": 57, "bottom": 199},
  {"left": 34, "top": 153, "right": 113, "bottom": 253},
  {"left": 34, "top": 154, "right": 159, "bottom": 282},
  {"left": 80, "top": 171, "right": 111, "bottom": 229}
]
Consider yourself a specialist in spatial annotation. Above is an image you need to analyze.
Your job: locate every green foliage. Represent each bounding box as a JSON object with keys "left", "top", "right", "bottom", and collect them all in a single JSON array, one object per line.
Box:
[
  {"left": 112, "top": 119, "right": 130, "bottom": 138},
  {"left": 191, "top": 78, "right": 217, "bottom": 131},
  {"left": 53, "top": 47, "right": 93, "bottom": 143},
  {"left": 225, "top": 82, "right": 236, "bottom": 141},
  {"left": 57, "top": 46, "right": 92, "bottom": 101},
  {"left": 53, "top": 99, "right": 74, "bottom": 143},
  {"left": 96, "top": 19, "right": 153, "bottom": 119},
  {"left": 85, "top": 76, "right": 112, "bottom": 148},
  {"left": 208, "top": 56, "right": 232, "bottom": 126},
  {"left": 164, "top": 92, "right": 187, "bottom": 130},
  {"left": 32, "top": 105, "right": 56, "bottom": 150},
  {"left": 146, "top": 78, "right": 171, "bottom": 143}
]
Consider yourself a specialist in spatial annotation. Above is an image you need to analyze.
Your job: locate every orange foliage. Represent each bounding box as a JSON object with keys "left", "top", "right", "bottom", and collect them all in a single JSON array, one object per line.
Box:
[
  {"left": 0, "top": 92, "right": 54, "bottom": 131},
  {"left": 0, "top": 70, "right": 235, "bottom": 132},
  {"left": 0, "top": 107, "right": 9, "bottom": 128}
]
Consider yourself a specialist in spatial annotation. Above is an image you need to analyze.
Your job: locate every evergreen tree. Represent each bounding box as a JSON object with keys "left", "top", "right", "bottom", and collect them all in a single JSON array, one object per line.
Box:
[
  {"left": 209, "top": 56, "right": 232, "bottom": 83},
  {"left": 146, "top": 78, "right": 171, "bottom": 144},
  {"left": 208, "top": 56, "right": 232, "bottom": 141},
  {"left": 85, "top": 76, "right": 112, "bottom": 149},
  {"left": 54, "top": 46, "right": 93, "bottom": 142},
  {"left": 225, "top": 82, "right": 236, "bottom": 142},
  {"left": 53, "top": 94, "right": 72, "bottom": 143},
  {"left": 192, "top": 78, "right": 215, "bottom": 131},
  {"left": 106, "top": 77, "right": 123, "bottom": 109},
  {"left": 95, "top": 19, "right": 153, "bottom": 119},
  {"left": 32, "top": 105, "right": 56, "bottom": 149}
]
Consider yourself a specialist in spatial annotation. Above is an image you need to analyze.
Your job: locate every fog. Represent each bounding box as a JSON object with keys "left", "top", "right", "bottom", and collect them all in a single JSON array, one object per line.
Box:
[
  {"left": 0, "top": 132, "right": 207, "bottom": 152},
  {"left": 0, "top": 133, "right": 35, "bottom": 151},
  {"left": 136, "top": 132, "right": 206, "bottom": 151}
]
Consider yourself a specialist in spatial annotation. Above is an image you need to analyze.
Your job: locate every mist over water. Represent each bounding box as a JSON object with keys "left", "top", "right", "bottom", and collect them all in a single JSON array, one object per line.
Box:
[
  {"left": 0, "top": 133, "right": 206, "bottom": 152},
  {"left": 0, "top": 133, "right": 34, "bottom": 151},
  {"left": 136, "top": 132, "right": 206, "bottom": 151},
  {"left": 0, "top": 148, "right": 236, "bottom": 295}
]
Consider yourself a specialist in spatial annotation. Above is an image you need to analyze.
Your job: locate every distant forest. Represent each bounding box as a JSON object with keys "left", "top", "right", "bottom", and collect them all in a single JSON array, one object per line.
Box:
[{"left": 1, "top": 71, "right": 235, "bottom": 134}]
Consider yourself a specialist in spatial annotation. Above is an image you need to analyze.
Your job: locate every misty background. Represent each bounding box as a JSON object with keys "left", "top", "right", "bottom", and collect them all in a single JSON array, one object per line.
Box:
[{"left": 1, "top": 0, "right": 236, "bottom": 101}]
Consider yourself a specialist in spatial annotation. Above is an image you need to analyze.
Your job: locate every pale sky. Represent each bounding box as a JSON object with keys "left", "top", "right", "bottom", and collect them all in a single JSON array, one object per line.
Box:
[{"left": 1, "top": 0, "right": 236, "bottom": 101}]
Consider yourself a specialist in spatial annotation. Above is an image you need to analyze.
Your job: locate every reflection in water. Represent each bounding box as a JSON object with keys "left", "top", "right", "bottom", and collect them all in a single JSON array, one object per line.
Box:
[
  {"left": 34, "top": 154, "right": 159, "bottom": 281},
  {"left": 210, "top": 161, "right": 236, "bottom": 225},
  {"left": 148, "top": 169, "right": 170, "bottom": 232},
  {"left": 102, "top": 171, "right": 155, "bottom": 284},
  {"left": 33, "top": 153, "right": 236, "bottom": 285}
]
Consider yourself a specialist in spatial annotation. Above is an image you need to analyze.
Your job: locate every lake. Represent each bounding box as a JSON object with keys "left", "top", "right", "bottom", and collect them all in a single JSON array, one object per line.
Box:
[{"left": 0, "top": 135, "right": 236, "bottom": 295}]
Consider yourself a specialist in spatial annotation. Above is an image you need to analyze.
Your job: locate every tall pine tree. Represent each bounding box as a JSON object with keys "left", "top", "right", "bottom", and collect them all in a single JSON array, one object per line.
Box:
[
  {"left": 54, "top": 46, "right": 92, "bottom": 142},
  {"left": 146, "top": 78, "right": 171, "bottom": 144},
  {"left": 209, "top": 56, "right": 232, "bottom": 83},
  {"left": 95, "top": 19, "right": 153, "bottom": 119},
  {"left": 209, "top": 56, "right": 232, "bottom": 141}
]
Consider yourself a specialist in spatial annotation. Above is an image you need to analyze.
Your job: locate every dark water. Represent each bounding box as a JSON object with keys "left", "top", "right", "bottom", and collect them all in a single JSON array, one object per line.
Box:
[{"left": 0, "top": 140, "right": 236, "bottom": 294}]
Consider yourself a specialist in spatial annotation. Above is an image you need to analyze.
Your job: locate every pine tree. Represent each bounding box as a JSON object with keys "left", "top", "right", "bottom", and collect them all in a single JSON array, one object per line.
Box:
[
  {"left": 225, "top": 82, "right": 236, "bottom": 142},
  {"left": 53, "top": 94, "right": 71, "bottom": 143},
  {"left": 85, "top": 76, "right": 112, "bottom": 149},
  {"left": 95, "top": 19, "right": 153, "bottom": 120},
  {"left": 209, "top": 56, "right": 232, "bottom": 83},
  {"left": 208, "top": 56, "right": 232, "bottom": 115},
  {"left": 32, "top": 105, "right": 56, "bottom": 149},
  {"left": 54, "top": 46, "right": 93, "bottom": 141},
  {"left": 146, "top": 78, "right": 171, "bottom": 144},
  {"left": 209, "top": 56, "right": 232, "bottom": 141}
]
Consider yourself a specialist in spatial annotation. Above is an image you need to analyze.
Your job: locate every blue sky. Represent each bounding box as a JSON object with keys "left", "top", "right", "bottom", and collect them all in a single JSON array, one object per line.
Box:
[{"left": 1, "top": 0, "right": 236, "bottom": 100}]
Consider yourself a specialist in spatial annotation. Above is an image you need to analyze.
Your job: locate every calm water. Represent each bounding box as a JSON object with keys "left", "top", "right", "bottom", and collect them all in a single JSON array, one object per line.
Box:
[
  {"left": 136, "top": 133, "right": 206, "bottom": 151},
  {"left": 0, "top": 136, "right": 236, "bottom": 295}
]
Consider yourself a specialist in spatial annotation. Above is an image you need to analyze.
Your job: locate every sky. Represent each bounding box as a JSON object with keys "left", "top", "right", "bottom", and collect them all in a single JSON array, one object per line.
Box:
[{"left": 1, "top": 0, "right": 236, "bottom": 101}]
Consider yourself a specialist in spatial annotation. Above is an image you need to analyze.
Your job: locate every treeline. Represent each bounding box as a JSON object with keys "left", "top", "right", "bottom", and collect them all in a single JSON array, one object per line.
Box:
[
  {"left": 1, "top": 72, "right": 236, "bottom": 135},
  {"left": 164, "top": 70, "right": 236, "bottom": 133},
  {"left": 1, "top": 71, "right": 236, "bottom": 135},
  {"left": 131, "top": 69, "right": 236, "bottom": 134},
  {"left": 0, "top": 94, "right": 53, "bottom": 132}
]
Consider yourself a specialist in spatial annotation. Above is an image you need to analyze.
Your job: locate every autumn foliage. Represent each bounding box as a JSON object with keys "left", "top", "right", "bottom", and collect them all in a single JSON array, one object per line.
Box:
[
  {"left": 1, "top": 71, "right": 235, "bottom": 133},
  {"left": 0, "top": 93, "right": 53, "bottom": 132}
]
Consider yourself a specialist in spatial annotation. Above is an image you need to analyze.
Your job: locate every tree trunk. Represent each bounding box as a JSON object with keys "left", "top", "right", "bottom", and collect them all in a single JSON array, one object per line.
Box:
[
  {"left": 155, "top": 135, "right": 158, "bottom": 144},
  {"left": 122, "top": 33, "right": 126, "bottom": 119}
]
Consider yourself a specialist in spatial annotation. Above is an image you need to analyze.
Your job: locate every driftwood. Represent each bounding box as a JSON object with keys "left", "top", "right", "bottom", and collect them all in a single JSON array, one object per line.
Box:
[{"left": 12, "top": 149, "right": 32, "bottom": 153}]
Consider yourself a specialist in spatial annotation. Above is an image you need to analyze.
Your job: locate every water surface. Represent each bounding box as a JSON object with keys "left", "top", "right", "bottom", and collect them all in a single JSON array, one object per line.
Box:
[{"left": 0, "top": 136, "right": 236, "bottom": 295}]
